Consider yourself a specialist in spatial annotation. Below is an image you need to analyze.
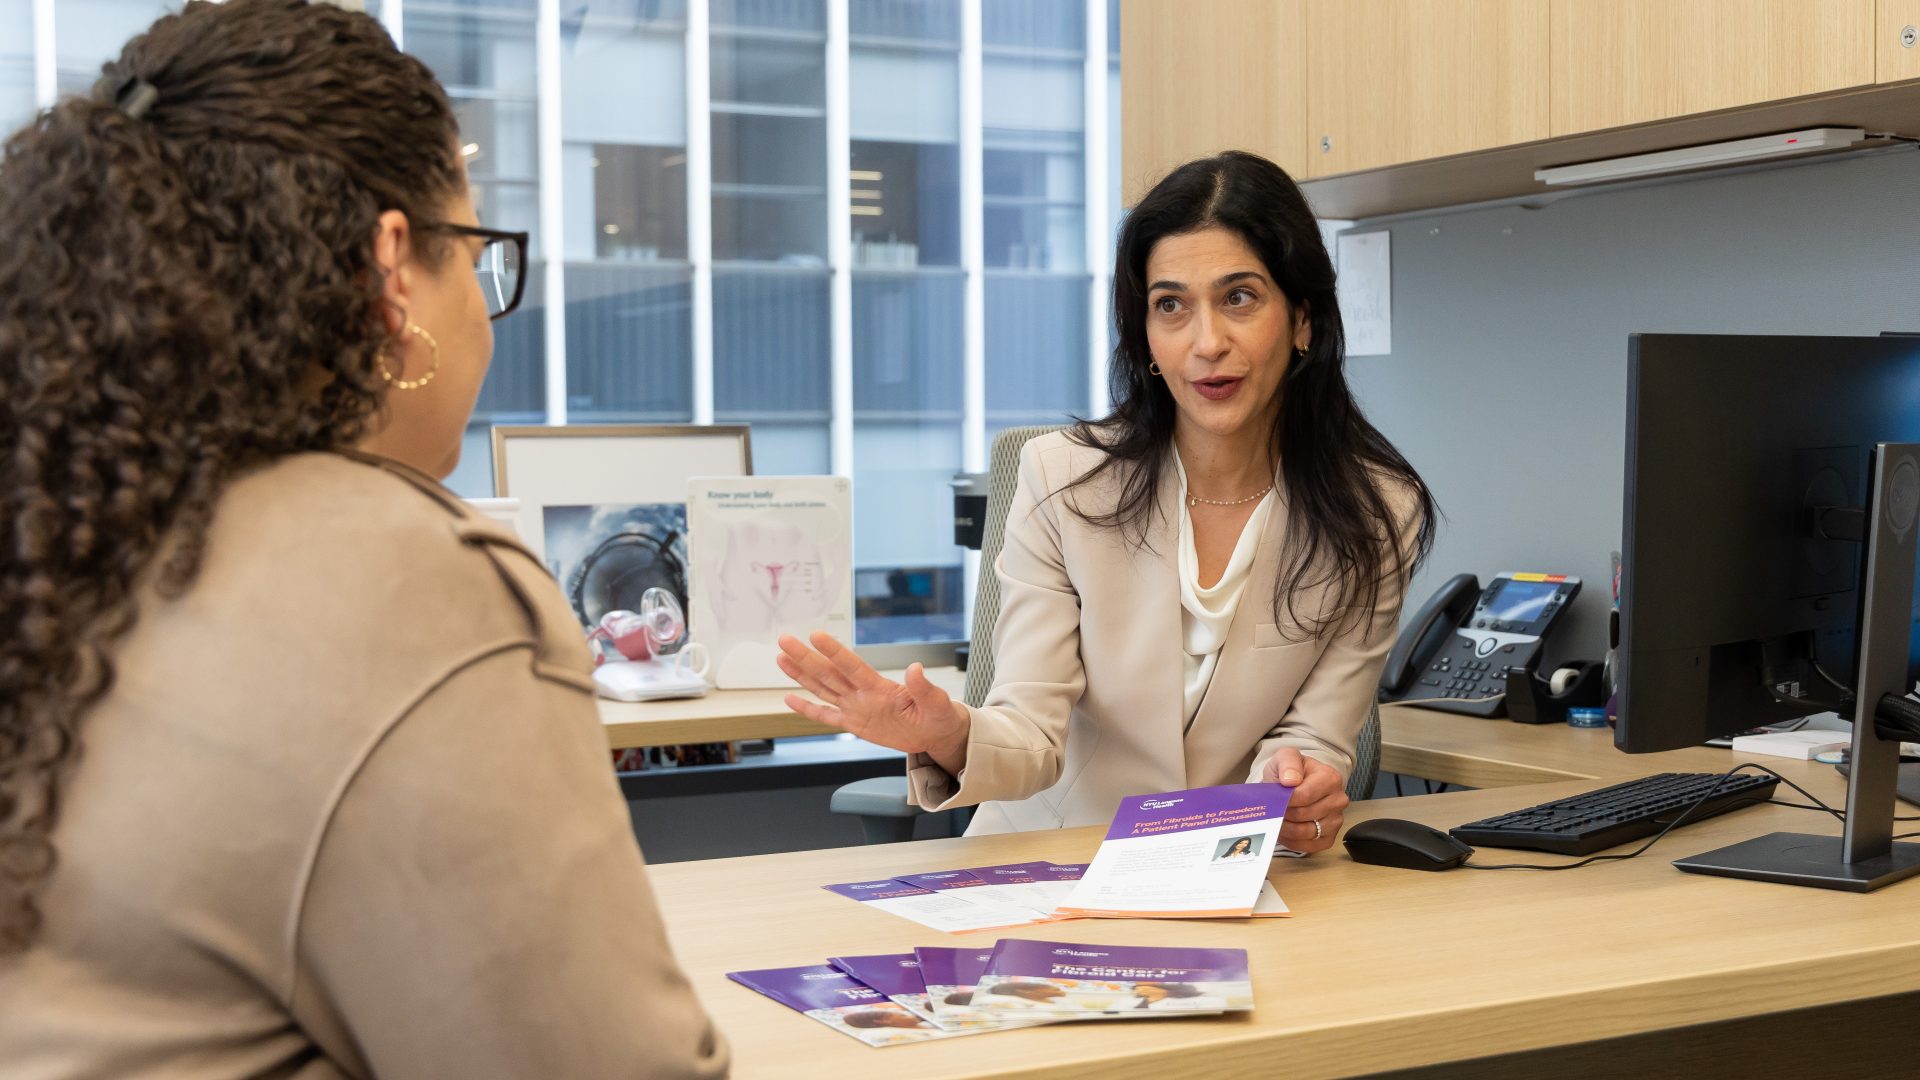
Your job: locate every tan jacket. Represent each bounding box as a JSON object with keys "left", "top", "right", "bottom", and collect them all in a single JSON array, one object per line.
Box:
[
  {"left": 0, "top": 453, "right": 728, "bottom": 1079},
  {"left": 911, "top": 431, "right": 1419, "bottom": 834}
]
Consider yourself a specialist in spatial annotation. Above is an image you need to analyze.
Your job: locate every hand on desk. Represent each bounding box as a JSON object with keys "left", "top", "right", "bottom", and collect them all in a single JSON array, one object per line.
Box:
[
  {"left": 777, "top": 632, "right": 971, "bottom": 775},
  {"left": 1263, "top": 748, "right": 1349, "bottom": 854}
]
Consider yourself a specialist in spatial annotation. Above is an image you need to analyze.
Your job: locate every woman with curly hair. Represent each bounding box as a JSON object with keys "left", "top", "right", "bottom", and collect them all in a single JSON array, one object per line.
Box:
[{"left": 0, "top": 2, "right": 727, "bottom": 1076}]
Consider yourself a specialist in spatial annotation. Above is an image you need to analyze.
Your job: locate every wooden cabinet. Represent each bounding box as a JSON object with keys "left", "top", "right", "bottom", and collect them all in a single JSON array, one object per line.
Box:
[
  {"left": 1118, "top": 0, "right": 1306, "bottom": 204},
  {"left": 1304, "top": 0, "right": 1549, "bottom": 178},
  {"left": 1549, "top": 0, "right": 1875, "bottom": 136},
  {"left": 1876, "top": 0, "right": 1920, "bottom": 82}
]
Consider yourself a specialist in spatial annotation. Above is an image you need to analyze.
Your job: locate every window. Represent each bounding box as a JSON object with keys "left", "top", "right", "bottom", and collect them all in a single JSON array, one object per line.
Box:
[
  {"left": 0, "top": 0, "right": 1123, "bottom": 655},
  {"left": 850, "top": 8, "right": 965, "bottom": 644},
  {"left": 561, "top": 2, "right": 693, "bottom": 423},
  {"left": 982, "top": 2, "right": 1090, "bottom": 443},
  {"left": 0, "top": 1, "right": 31, "bottom": 138},
  {"left": 407, "top": 0, "right": 548, "bottom": 495},
  {"left": 711, "top": 0, "right": 832, "bottom": 477}
]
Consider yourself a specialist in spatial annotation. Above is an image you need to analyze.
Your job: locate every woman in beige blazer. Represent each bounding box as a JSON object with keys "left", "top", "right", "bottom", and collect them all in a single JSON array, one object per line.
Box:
[
  {"left": 779, "top": 152, "right": 1434, "bottom": 851},
  {"left": 0, "top": 3, "right": 725, "bottom": 1076}
]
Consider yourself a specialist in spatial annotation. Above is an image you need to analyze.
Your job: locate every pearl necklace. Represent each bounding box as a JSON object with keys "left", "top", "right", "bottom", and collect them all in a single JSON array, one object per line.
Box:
[{"left": 1188, "top": 485, "right": 1272, "bottom": 508}]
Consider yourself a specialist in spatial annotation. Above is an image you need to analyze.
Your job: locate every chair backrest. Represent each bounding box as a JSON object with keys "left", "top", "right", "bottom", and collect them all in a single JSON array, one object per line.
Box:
[
  {"left": 961, "top": 425, "right": 1065, "bottom": 710},
  {"left": 1348, "top": 704, "right": 1382, "bottom": 803},
  {"left": 959, "top": 423, "right": 1383, "bottom": 803}
]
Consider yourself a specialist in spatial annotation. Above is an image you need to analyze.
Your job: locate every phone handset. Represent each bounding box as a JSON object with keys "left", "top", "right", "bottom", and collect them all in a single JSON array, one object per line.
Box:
[{"left": 1379, "top": 573, "right": 1481, "bottom": 697}]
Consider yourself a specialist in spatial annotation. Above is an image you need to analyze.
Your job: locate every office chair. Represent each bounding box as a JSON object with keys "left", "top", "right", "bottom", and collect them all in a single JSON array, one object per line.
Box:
[{"left": 830, "top": 425, "right": 1062, "bottom": 843}]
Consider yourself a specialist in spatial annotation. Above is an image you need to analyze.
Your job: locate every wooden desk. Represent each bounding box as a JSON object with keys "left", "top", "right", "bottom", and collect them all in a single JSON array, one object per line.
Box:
[
  {"left": 1377, "top": 702, "right": 1742, "bottom": 789},
  {"left": 649, "top": 761, "right": 1918, "bottom": 1078},
  {"left": 599, "top": 667, "right": 967, "bottom": 750}
]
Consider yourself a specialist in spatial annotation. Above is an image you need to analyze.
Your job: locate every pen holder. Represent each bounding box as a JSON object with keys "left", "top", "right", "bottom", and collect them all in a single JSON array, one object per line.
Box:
[{"left": 1504, "top": 658, "right": 1607, "bottom": 725}]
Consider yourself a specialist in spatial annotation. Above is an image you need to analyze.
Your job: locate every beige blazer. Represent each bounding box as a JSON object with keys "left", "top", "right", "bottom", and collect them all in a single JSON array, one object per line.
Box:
[
  {"left": 909, "top": 430, "right": 1419, "bottom": 835},
  {"left": 0, "top": 452, "right": 727, "bottom": 1079}
]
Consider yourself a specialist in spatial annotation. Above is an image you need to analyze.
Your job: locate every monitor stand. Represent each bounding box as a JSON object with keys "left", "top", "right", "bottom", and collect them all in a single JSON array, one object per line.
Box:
[
  {"left": 1673, "top": 833, "right": 1920, "bottom": 892},
  {"left": 1675, "top": 443, "right": 1920, "bottom": 893}
]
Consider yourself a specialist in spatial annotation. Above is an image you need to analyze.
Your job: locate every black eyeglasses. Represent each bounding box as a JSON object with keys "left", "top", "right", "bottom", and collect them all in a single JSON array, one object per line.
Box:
[{"left": 420, "top": 222, "right": 529, "bottom": 321}]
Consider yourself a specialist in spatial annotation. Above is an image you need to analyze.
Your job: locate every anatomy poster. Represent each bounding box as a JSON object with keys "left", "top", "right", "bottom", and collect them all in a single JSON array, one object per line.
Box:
[{"left": 687, "top": 476, "right": 853, "bottom": 689}]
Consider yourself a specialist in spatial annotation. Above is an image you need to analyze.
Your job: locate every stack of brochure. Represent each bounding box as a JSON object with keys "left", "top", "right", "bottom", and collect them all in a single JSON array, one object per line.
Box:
[
  {"left": 728, "top": 939, "right": 1254, "bottom": 1047},
  {"left": 823, "top": 784, "right": 1299, "bottom": 933}
]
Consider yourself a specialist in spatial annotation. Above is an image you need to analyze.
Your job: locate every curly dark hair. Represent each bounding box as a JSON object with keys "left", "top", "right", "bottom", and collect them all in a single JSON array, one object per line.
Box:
[{"left": 0, "top": 0, "right": 462, "bottom": 952}]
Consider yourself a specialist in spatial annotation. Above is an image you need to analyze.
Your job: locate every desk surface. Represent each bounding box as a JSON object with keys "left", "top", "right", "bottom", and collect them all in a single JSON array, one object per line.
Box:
[
  {"left": 648, "top": 757, "right": 1919, "bottom": 1079},
  {"left": 607, "top": 676, "right": 1730, "bottom": 793},
  {"left": 599, "top": 667, "right": 965, "bottom": 749}
]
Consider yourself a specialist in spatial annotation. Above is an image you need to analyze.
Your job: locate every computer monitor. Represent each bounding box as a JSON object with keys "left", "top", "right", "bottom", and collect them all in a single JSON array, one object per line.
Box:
[{"left": 1617, "top": 333, "right": 1920, "bottom": 890}]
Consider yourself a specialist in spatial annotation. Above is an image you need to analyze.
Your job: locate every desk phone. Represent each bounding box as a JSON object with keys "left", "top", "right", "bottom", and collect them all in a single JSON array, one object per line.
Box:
[{"left": 1378, "top": 572, "right": 1581, "bottom": 718}]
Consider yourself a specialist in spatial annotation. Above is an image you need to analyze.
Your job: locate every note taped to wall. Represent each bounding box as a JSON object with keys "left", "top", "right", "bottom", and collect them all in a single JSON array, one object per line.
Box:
[{"left": 1337, "top": 229, "right": 1391, "bottom": 356}]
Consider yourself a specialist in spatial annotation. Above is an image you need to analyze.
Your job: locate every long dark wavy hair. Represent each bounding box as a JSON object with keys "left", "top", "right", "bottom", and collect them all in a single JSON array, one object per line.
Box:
[
  {"left": 1067, "top": 151, "right": 1435, "bottom": 634},
  {"left": 0, "top": 0, "right": 462, "bottom": 952}
]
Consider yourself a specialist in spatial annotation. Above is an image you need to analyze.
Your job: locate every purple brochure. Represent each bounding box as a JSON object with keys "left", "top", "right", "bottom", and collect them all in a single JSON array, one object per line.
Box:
[
  {"left": 971, "top": 939, "right": 1253, "bottom": 1017},
  {"left": 822, "top": 877, "right": 1039, "bottom": 934},
  {"left": 828, "top": 953, "right": 942, "bottom": 1025},
  {"left": 912, "top": 946, "right": 1003, "bottom": 1023},
  {"left": 727, "top": 964, "right": 975, "bottom": 1047},
  {"left": 1056, "top": 784, "right": 1290, "bottom": 919}
]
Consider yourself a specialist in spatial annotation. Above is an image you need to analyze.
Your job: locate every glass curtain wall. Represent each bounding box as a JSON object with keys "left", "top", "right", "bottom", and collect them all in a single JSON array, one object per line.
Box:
[
  {"left": 407, "top": 0, "right": 548, "bottom": 495},
  {"left": 1, "top": 0, "right": 1120, "bottom": 649},
  {"left": 0, "top": 1, "right": 31, "bottom": 137},
  {"left": 849, "top": 0, "right": 964, "bottom": 642},
  {"left": 560, "top": 1, "right": 694, "bottom": 424},
  {"left": 710, "top": 0, "right": 832, "bottom": 475},
  {"left": 981, "top": 0, "right": 1089, "bottom": 443}
]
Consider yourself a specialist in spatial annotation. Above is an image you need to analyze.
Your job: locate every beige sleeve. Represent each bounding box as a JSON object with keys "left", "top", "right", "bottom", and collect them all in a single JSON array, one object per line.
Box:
[
  {"left": 290, "top": 645, "right": 729, "bottom": 1080},
  {"left": 1245, "top": 491, "right": 1424, "bottom": 785},
  {"left": 910, "top": 441, "right": 1087, "bottom": 812}
]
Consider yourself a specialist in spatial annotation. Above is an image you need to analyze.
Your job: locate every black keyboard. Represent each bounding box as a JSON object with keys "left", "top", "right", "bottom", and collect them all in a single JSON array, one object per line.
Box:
[{"left": 1450, "top": 772, "right": 1779, "bottom": 856}]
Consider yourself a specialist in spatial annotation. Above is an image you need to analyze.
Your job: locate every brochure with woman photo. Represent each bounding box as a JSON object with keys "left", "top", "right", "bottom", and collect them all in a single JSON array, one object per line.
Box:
[
  {"left": 726, "top": 965, "right": 983, "bottom": 1047},
  {"left": 829, "top": 953, "right": 1048, "bottom": 1032},
  {"left": 969, "top": 940, "right": 1253, "bottom": 1018},
  {"left": 913, "top": 947, "right": 1060, "bottom": 1028},
  {"left": 1053, "top": 784, "right": 1290, "bottom": 919}
]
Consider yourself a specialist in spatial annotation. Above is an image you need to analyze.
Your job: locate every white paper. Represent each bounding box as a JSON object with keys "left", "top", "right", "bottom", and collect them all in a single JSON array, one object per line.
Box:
[
  {"left": 1337, "top": 229, "right": 1392, "bottom": 356},
  {"left": 1053, "top": 785, "right": 1289, "bottom": 919},
  {"left": 685, "top": 475, "right": 854, "bottom": 689}
]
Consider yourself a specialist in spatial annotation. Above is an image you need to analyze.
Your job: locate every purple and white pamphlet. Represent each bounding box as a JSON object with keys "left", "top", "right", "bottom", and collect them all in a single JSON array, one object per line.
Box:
[
  {"left": 823, "top": 862, "right": 1092, "bottom": 933},
  {"left": 1054, "top": 784, "right": 1290, "bottom": 919},
  {"left": 726, "top": 964, "right": 979, "bottom": 1047},
  {"left": 969, "top": 939, "right": 1253, "bottom": 1017},
  {"left": 958, "top": 862, "right": 1088, "bottom": 918},
  {"left": 832, "top": 952, "right": 1053, "bottom": 1032},
  {"left": 821, "top": 877, "right": 1038, "bottom": 934},
  {"left": 912, "top": 946, "right": 1060, "bottom": 1028}
]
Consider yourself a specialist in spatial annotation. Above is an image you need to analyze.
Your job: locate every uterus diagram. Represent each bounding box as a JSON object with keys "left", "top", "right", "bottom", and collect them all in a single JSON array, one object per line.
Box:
[{"left": 710, "top": 520, "right": 840, "bottom": 635}]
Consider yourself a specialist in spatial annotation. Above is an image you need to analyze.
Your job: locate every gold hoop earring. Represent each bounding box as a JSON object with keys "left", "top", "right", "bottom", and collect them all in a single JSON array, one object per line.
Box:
[
  {"left": 1294, "top": 346, "right": 1308, "bottom": 360},
  {"left": 380, "top": 323, "right": 440, "bottom": 391},
  {"left": 1149, "top": 362, "right": 1162, "bottom": 376}
]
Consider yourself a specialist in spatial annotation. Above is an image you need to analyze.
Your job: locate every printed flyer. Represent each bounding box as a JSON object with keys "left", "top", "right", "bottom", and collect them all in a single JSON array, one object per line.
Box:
[
  {"left": 822, "top": 876, "right": 1044, "bottom": 935},
  {"left": 914, "top": 947, "right": 1054, "bottom": 1026},
  {"left": 969, "top": 939, "right": 1253, "bottom": 1018},
  {"left": 726, "top": 965, "right": 979, "bottom": 1047},
  {"left": 823, "top": 862, "right": 1089, "bottom": 933},
  {"left": 1054, "top": 784, "right": 1290, "bottom": 919},
  {"left": 686, "top": 475, "right": 852, "bottom": 689},
  {"left": 830, "top": 952, "right": 1048, "bottom": 1032}
]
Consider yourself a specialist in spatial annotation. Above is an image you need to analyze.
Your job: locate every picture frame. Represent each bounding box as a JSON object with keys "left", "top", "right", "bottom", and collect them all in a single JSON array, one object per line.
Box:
[{"left": 490, "top": 424, "right": 753, "bottom": 632}]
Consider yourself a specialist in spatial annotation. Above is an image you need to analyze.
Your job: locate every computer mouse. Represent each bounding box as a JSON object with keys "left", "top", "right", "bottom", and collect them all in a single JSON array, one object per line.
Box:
[{"left": 1343, "top": 818, "right": 1475, "bottom": 872}]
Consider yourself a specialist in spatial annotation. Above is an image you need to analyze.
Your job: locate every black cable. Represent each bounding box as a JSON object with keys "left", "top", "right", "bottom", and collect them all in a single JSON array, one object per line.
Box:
[
  {"left": 1867, "top": 132, "right": 1920, "bottom": 147},
  {"left": 1392, "top": 774, "right": 1405, "bottom": 798}
]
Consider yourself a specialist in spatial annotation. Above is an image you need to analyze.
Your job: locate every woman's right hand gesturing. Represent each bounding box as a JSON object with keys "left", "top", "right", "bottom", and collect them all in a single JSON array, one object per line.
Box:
[{"left": 777, "top": 631, "right": 971, "bottom": 776}]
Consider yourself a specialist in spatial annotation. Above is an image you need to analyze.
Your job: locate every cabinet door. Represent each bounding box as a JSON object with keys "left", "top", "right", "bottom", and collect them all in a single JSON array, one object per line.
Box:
[
  {"left": 1120, "top": 0, "right": 1307, "bottom": 203},
  {"left": 1305, "top": 0, "right": 1549, "bottom": 178},
  {"left": 1550, "top": 0, "right": 1874, "bottom": 136},
  {"left": 1878, "top": 0, "right": 1920, "bottom": 82}
]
